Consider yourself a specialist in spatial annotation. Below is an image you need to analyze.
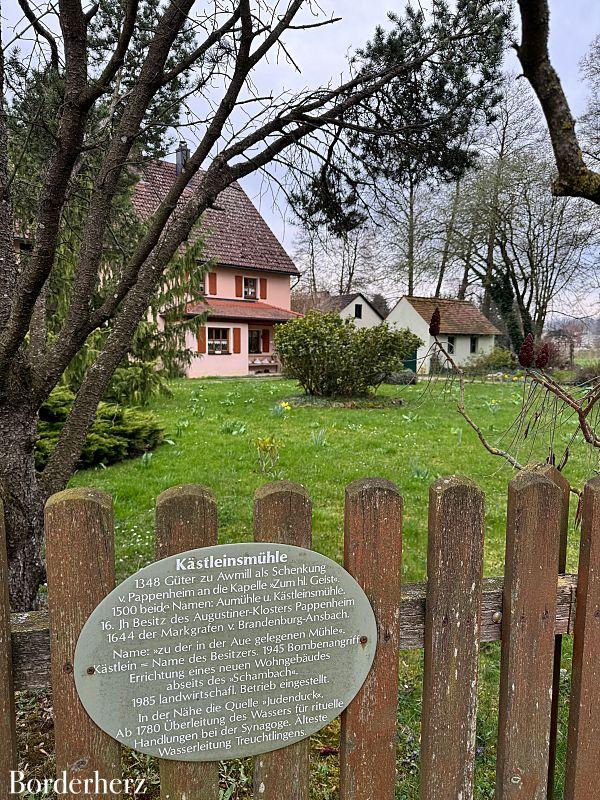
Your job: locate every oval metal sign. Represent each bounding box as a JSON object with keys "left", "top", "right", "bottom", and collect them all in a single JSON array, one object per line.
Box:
[{"left": 74, "top": 543, "right": 377, "bottom": 760}]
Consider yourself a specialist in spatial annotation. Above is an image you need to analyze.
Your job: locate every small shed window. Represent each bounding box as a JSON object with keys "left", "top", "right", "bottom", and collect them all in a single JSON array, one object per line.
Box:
[
  {"left": 447, "top": 335, "right": 456, "bottom": 355},
  {"left": 354, "top": 303, "right": 363, "bottom": 319},
  {"left": 470, "top": 335, "right": 478, "bottom": 354},
  {"left": 207, "top": 328, "right": 229, "bottom": 354}
]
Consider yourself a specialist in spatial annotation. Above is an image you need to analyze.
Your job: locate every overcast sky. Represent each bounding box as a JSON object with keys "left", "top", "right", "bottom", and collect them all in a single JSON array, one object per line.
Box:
[
  {"left": 4, "top": 0, "right": 599, "bottom": 303},
  {"left": 234, "top": 1, "right": 600, "bottom": 250}
]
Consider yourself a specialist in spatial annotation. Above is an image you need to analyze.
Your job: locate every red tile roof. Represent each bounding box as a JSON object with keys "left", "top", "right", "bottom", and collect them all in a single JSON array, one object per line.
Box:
[
  {"left": 403, "top": 296, "right": 501, "bottom": 336},
  {"left": 186, "top": 298, "right": 301, "bottom": 323},
  {"left": 133, "top": 161, "right": 299, "bottom": 275}
]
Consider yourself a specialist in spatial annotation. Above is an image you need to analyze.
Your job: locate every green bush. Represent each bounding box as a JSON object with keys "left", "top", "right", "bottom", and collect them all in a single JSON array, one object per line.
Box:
[
  {"left": 274, "top": 312, "right": 422, "bottom": 397},
  {"left": 36, "top": 389, "right": 165, "bottom": 470},
  {"left": 465, "top": 347, "right": 517, "bottom": 373}
]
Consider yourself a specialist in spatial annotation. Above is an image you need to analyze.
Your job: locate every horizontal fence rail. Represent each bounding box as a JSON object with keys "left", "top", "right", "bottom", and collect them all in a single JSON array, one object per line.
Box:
[
  {"left": 8, "top": 576, "right": 578, "bottom": 692},
  {"left": 2, "top": 470, "right": 600, "bottom": 800}
]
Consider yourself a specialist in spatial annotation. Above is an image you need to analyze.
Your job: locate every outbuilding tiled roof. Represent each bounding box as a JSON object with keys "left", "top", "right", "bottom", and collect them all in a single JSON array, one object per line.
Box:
[
  {"left": 327, "top": 293, "right": 383, "bottom": 318},
  {"left": 133, "top": 161, "right": 299, "bottom": 275},
  {"left": 403, "top": 296, "right": 501, "bottom": 336},
  {"left": 325, "top": 293, "right": 362, "bottom": 311},
  {"left": 291, "top": 291, "right": 384, "bottom": 318},
  {"left": 185, "top": 298, "right": 301, "bottom": 323}
]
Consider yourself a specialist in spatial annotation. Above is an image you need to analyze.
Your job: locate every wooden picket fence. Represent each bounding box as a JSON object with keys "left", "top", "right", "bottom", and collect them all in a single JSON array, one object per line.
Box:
[{"left": 1, "top": 466, "right": 599, "bottom": 800}]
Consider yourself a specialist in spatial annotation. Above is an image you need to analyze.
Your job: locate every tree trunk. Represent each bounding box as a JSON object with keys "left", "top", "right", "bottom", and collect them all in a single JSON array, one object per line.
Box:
[
  {"left": 407, "top": 182, "right": 415, "bottom": 296},
  {"left": 0, "top": 403, "right": 47, "bottom": 610},
  {"left": 435, "top": 180, "right": 461, "bottom": 298},
  {"left": 481, "top": 125, "right": 507, "bottom": 317},
  {"left": 457, "top": 227, "right": 476, "bottom": 300},
  {"left": 533, "top": 311, "right": 545, "bottom": 341},
  {"left": 457, "top": 263, "right": 470, "bottom": 300},
  {"left": 308, "top": 237, "right": 318, "bottom": 298},
  {"left": 481, "top": 224, "right": 496, "bottom": 317}
]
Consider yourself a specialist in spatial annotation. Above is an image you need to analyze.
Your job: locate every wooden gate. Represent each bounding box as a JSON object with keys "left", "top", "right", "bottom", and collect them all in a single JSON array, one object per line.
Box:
[{"left": 1, "top": 467, "right": 599, "bottom": 800}]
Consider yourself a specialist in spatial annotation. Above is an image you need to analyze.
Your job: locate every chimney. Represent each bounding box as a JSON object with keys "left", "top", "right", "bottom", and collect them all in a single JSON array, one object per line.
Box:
[{"left": 175, "top": 139, "right": 190, "bottom": 175}]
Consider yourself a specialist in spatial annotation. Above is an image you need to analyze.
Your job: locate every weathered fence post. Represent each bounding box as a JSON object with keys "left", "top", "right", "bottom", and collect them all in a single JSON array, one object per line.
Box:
[
  {"left": 45, "top": 489, "right": 121, "bottom": 797},
  {"left": 340, "top": 478, "right": 403, "bottom": 800},
  {"left": 420, "top": 477, "right": 485, "bottom": 800},
  {"left": 564, "top": 477, "right": 600, "bottom": 800},
  {"left": 538, "top": 465, "right": 570, "bottom": 799},
  {"left": 0, "top": 499, "right": 17, "bottom": 800},
  {"left": 253, "top": 481, "right": 312, "bottom": 800},
  {"left": 495, "top": 471, "right": 562, "bottom": 800},
  {"left": 155, "top": 485, "right": 220, "bottom": 800}
]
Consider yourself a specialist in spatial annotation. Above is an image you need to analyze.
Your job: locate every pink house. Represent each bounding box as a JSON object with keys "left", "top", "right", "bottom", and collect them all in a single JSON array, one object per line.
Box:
[{"left": 133, "top": 151, "right": 300, "bottom": 377}]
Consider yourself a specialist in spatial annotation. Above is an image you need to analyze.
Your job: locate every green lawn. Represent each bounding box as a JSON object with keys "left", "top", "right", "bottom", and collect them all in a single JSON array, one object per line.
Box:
[
  {"left": 71, "top": 377, "right": 586, "bottom": 581},
  {"left": 67, "top": 377, "right": 589, "bottom": 799}
]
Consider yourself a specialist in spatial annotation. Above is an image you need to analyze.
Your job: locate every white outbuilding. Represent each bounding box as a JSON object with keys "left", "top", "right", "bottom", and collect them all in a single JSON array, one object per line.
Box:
[
  {"left": 386, "top": 296, "right": 501, "bottom": 373},
  {"left": 327, "top": 293, "right": 384, "bottom": 328}
]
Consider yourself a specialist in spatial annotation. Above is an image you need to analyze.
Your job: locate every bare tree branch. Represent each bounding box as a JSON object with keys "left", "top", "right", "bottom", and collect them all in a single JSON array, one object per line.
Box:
[
  {"left": 159, "top": 5, "right": 243, "bottom": 87},
  {"left": 0, "top": 45, "right": 18, "bottom": 322},
  {"left": 430, "top": 333, "right": 595, "bottom": 496},
  {"left": 16, "top": 0, "right": 60, "bottom": 70}
]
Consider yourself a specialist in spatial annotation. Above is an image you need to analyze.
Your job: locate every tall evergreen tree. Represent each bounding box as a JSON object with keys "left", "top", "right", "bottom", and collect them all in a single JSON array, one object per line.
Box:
[{"left": 290, "top": 1, "right": 507, "bottom": 244}]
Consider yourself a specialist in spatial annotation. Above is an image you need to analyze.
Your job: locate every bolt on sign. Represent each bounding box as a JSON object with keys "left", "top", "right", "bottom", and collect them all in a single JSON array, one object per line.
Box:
[{"left": 74, "top": 543, "right": 377, "bottom": 760}]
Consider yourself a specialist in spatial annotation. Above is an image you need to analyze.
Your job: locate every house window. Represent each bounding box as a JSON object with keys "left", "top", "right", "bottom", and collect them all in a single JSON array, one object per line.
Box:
[
  {"left": 244, "top": 277, "right": 258, "bottom": 299},
  {"left": 354, "top": 303, "right": 363, "bottom": 319},
  {"left": 248, "top": 329, "right": 262, "bottom": 354},
  {"left": 207, "top": 328, "right": 229, "bottom": 354},
  {"left": 470, "top": 335, "right": 478, "bottom": 354},
  {"left": 447, "top": 335, "right": 456, "bottom": 355}
]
